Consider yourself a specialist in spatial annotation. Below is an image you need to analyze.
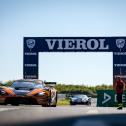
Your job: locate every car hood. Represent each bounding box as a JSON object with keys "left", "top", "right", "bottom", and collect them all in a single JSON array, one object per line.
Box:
[
  {"left": 0, "top": 86, "right": 45, "bottom": 96},
  {"left": 71, "top": 97, "right": 89, "bottom": 102},
  {"left": 71, "top": 97, "right": 82, "bottom": 102},
  {"left": 71, "top": 97, "right": 79, "bottom": 100},
  {"left": 13, "top": 89, "right": 31, "bottom": 96}
]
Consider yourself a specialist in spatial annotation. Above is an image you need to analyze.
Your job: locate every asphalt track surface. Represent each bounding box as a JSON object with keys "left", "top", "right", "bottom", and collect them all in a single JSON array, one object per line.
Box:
[{"left": 0, "top": 104, "right": 126, "bottom": 126}]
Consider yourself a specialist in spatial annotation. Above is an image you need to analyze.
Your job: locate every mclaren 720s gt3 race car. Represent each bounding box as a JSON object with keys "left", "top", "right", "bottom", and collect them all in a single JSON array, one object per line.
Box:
[{"left": 0, "top": 79, "right": 57, "bottom": 107}]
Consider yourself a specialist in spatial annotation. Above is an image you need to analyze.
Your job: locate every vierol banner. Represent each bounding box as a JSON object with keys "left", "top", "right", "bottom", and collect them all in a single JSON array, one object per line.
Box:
[{"left": 23, "top": 37, "right": 126, "bottom": 88}]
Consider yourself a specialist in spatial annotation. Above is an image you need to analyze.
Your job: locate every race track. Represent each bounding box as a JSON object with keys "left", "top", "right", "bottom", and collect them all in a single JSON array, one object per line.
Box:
[{"left": 0, "top": 104, "right": 126, "bottom": 126}]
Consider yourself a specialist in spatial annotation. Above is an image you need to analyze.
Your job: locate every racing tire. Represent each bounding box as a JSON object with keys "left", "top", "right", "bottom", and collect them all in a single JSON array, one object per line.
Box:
[
  {"left": 50, "top": 92, "right": 57, "bottom": 107},
  {"left": 70, "top": 102, "right": 76, "bottom": 105},
  {"left": 86, "top": 101, "right": 91, "bottom": 106},
  {"left": 11, "top": 101, "right": 19, "bottom": 106},
  {"left": 50, "top": 105, "right": 56, "bottom": 107},
  {"left": 11, "top": 103, "right": 19, "bottom": 106},
  {"left": 0, "top": 103, "right": 7, "bottom": 105},
  {"left": 42, "top": 90, "right": 51, "bottom": 107}
]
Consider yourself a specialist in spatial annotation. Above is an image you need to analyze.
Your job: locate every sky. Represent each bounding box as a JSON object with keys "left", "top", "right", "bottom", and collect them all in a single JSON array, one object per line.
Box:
[{"left": 0, "top": 0, "right": 126, "bottom": 85}]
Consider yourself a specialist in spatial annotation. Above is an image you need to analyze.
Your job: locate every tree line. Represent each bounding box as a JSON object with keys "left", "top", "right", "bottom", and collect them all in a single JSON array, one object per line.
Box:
[{"left": 55, "top": 84, "right": 113, "bottom": 97}]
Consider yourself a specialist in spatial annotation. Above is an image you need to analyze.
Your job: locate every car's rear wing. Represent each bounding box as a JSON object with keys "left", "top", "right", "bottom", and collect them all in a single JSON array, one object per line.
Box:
[{"left": 44, "top": 81, "right": 56, "bottom": 87}]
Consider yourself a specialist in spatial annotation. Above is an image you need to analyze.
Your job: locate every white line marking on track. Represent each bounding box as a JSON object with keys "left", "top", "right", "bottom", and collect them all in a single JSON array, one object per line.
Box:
[
  {"left": 0, "top": 108, "right": 19, "bottom": 112},
  {"left": 86, "top": 109, "right": 99, "bottom": 114}
]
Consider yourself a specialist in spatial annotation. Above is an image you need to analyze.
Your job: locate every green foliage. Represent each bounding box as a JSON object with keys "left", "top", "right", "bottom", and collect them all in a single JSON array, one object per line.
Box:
[
  {"left": 0, "top": 82, "right": 3, "bottom": 86},
  {"left": 57, "top": 99, "right": 70, "bottom": 106},
  {"left": 3, "top": 80, "right": 14, "bottom": 87},
  {"left": 55, "top": 84, "right": 113, "bottom": 97}
]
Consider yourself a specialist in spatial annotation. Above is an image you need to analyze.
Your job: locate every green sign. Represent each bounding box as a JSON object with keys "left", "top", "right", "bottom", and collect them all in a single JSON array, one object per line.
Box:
[{"left": 97, "top": 90, "right": 126, "bottom": 107}]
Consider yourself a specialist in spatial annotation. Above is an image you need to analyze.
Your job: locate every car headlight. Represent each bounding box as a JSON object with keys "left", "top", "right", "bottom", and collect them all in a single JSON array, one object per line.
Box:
[
  {"left": 0, "top": 89, "right": 6, "bottom": 95},
  {"left": 37, "top": 92, "right": 45, "bottom": 96},
  {"left": 44, "top": 87, "right": 49, "bottom": 91},
  {"left": 71, "top": 99, "right": 76, "bottom": 102},
  {"left": 82, "top": 98, "right": 87, "bottom": 102}
]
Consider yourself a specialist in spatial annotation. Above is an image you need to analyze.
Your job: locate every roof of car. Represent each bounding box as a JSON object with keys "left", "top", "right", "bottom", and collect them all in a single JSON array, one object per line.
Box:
[
  {"left": 73, "top": 94, "right": 87, "bottom": 97},
  {"left": 14, "top": 79, "right": 43, "bottom": 84}
]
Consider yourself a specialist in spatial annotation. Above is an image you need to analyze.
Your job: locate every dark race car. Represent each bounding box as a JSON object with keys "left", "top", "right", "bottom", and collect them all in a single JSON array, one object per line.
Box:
[
  {"left": 0, "top": 79, "right": 57, "bottom": 107},
  {"left": 70, "top": 94, "right": 91, "bottom": 105}
]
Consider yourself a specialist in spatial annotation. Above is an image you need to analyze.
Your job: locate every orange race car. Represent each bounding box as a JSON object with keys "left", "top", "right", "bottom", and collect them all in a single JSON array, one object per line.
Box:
[{"left": 0, "top": 79, "right": 57, "bottom": 107}]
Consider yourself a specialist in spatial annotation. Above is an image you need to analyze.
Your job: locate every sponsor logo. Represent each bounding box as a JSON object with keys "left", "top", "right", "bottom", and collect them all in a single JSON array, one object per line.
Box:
[
  {"left": 102, "top": 93, "right": 111, "bottom": 104},
  {"left": 116, "top": 39, "right": 125, "bottom": 49},
  {"left": 25, "top": 64, "right": 37, "bottom": 67},
  {"left": 115, "top": 94, "right": 126, "bottom": 102},
  {"left": 114, "top": 52, "right": 126, "bottom": 55},
  {"left": 24, "top": 75, "right": 37, "bottom": 79},
  {"left": 115, "top": 75, "right": 126, "bottom": 78},
  {"left": 101, "top": 92, "right": 126, "bottom": 105},
  {"left": 26, "top": 39, "right": 35, "bottom": 51},
  {"left": 45, "top": 39, "right": 109, "bottom": 50},
  {"left": 25, "top": 52, "right": 37, "bottom": 55},
  {"left": 114, "top": 64, "right": 126, "bottom": 67}
]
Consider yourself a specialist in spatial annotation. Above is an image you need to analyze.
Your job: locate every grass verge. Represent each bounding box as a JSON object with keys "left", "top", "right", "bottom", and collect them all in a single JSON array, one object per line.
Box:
[{"left": 57, "top": 99, "right": 70, "bottom": 106}]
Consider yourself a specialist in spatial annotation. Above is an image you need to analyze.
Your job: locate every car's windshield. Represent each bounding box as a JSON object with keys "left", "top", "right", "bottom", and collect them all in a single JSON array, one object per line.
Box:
[
  {"left": 73, "top": 95, "right": 87, "bottom": 99},
  {"left": 11, "top": 81, "right": 44, "bottom": 89}
]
